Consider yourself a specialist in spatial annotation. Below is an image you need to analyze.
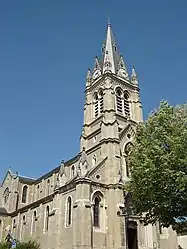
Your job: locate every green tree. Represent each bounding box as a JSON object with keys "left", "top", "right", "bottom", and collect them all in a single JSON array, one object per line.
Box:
[
  {"left": 127, "top": 101, "right": 187, "bottom": 232},
  {"left": 16, "top": 240, "right": 40, "bottom": 249},
  {"left": 0, "top": 242, "right": 9, "bottom": 249},
  {"left": 0, "top": 240, "right": 40, "bottom": 249}
]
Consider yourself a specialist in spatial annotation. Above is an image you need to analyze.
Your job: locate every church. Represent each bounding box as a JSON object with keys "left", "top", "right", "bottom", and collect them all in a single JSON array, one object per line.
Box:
[{"left": 0, "top": 22, "right": 179, "bottom": 249}]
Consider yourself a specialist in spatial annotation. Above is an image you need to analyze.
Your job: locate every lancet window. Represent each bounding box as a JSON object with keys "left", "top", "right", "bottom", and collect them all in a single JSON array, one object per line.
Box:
[
  {"left": 66, "top": 196, "right": 72, "bottom": 227},
  {"left": 94, "top": 90, "right": 104, "bottom": 118},
  {"left": 92, "top": 191, "right": 105, "bottom": 229},
  {"left": 115, "top": 87, "right": 130, "bottom": 117},
  {"left": 45, "top": 206, "right": 49, "bottom": 232},
  {"left": 22, "top": 185, "right": 28, "bottom": 203}
]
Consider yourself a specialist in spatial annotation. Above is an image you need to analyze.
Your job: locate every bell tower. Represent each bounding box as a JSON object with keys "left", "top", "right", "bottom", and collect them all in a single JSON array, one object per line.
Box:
[
  {"left": 81, "top": 22, "right": 142, "bottom": 156},
  {"left": 73, "top": 23, "right": 144, "bottom": 249}
]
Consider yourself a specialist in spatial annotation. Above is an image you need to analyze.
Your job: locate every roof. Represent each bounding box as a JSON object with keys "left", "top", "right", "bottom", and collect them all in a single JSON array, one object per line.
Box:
[
  {"left": 18, "top": 176, "right": 36, "bottom": 184},
  {"left": 34, "top": 153, "right": 80, "bottom": 184},
  {"left": 0, "top": 207, "right": 8, "bottom": 215},
  {"left": 0, "top": 152, "right": 81, "bottom": 187}
]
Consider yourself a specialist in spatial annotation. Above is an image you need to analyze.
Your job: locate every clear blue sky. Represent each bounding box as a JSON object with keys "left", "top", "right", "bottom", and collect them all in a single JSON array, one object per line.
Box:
[{"left": 0, "top": 0, "right": 187, "bottom": 181}]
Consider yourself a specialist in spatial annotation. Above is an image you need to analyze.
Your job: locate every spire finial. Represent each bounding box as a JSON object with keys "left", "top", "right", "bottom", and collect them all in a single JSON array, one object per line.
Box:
[
  {"left": 86, "top": 68, "right": 92, "bottom": 87},
  {"left": 131, "top": 65, "right": 138, "bottom": 84},
  {"left": 107, "top": 17, "right": 111, "bottom": 27}
]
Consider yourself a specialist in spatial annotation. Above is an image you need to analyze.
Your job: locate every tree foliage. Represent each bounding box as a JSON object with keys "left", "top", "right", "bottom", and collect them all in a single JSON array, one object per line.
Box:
[
  {"left": 126, "top": 101, "right": 187, "bottom": 232},
  {"left": 0, "top": 240, "right": 40, "bottom": 249}
]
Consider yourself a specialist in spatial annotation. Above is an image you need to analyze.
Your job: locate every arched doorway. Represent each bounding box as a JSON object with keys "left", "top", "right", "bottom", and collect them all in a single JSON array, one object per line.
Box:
[{"left": 127, "top": 221, "right": 138, "bottom": 249}]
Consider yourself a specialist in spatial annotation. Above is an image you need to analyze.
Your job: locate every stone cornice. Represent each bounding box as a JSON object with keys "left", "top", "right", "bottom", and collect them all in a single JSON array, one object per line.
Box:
[
  {"left": 85, "top": 73, "right": 139, "bottom": 93},
  {"left": 83, "top": 115, "right": 103, "bottom": 128},
  {"left": 82, "top": 128, "right": 101, "bottom": 140},
  {"left": 6, "top": 179, "right": 124, "bottom": 218},
  {"left": 100, "top": 138, "right": 120, "bottom": 144}
]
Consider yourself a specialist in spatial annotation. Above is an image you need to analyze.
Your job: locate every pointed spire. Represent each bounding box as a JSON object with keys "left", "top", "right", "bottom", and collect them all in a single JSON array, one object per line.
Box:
[
  {"left": 107, "top": 18, "right": 111, "bottom": 27},
  {"left": 93, "top": 56, "right": 101, "bottom": 71},
  {"left": 92, "top": 57, "right": 102, "bottom": 80},
  {"left": 131, "top": 65, "right": 138, "bottom": 84},
  {"left": 102, "top": 22, "right": 120, "bottom": 74},
  {"left": 91, "top": 21, "right": 128, "bottom": 81},
  {"left": 117, "top": 55, "right": 129, "bottom": 79},
  {"left": 86, "top": 68, "right": 92, "bottom": 87}
]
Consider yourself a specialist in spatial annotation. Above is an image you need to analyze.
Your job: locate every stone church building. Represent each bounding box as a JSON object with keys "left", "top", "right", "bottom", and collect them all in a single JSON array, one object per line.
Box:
[{"left": 0, "top": 23, "right": 179, "bottom": 249}]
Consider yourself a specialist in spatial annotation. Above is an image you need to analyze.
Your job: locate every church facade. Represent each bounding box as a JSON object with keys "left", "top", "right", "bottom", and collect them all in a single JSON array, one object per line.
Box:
[{"left": 0, "top": 23, "right": 178, "bottom": 249}]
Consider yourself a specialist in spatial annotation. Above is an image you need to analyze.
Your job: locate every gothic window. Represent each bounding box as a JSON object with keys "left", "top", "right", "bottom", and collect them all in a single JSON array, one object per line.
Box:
[
  {"left": 116, "top": 88, "right": 123, "bottom": 113},
  {"left": 0, "top": 220, "right": 3, "bottom": 241},
  {"left": 71, "top": 165, "right": 75, "bottom": 178},
  {"left": 99, "top": 90, "right": 104, "bottom": 114},
  {"left": 31, "top": 211, "right": 37, "bottom": 235},
  {"left": 21, "top": 185, "right": 28, "bottom": 203},
  {"left": 124, "top": 91, "right": 130, "bottom": 117},
  {"left": 94, "top": 93, "right": 99, "bottom": 117},
  {"left": 92, "top": 155, "right": 97, "bottom": 167},
  {"left": 93, "top": 196, "right": 101, "bottom": 227},
  {"left": 36, "top": 184, "right": 40, "bottom": 200},
  {"left": 45, "top": 206, "right": 50, "bottom": 232},
  {"left": 12, "top": 218, "right": 16, "bottom": 238},
  {"left": 47, "top": 179, "right": 50, "bottom": 196},
  {"left": 3, "top": 187, "right": 9, "bottom": 204},
  {"left": 66, "top": 196, "right": 72, "bottom": 227},
  {"left": 124, "top": 142, "right": 134, "bottom": 177},
  {"left": 20, "top": 215, "right": 26, "bottom": 239},
  {"left": 12, "top": 218, "right": 16, "bottom": 229},
  {"left": 115, "top": 88, "right": 130, "bottom": 117},
  {"left": 94, "top": 90, "right": 104, "bottom": 118}
]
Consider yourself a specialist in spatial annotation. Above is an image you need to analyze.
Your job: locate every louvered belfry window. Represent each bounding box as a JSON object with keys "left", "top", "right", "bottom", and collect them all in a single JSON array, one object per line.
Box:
[
  {"left": 116, "top": 88, "right": 130, "bottom": 117},
  {"left": 94, "top": 93, "right": 99, "bottom": 117},
  {"left": 99, "top": 90, "right": 104, "bottom": 114},
  {"left": 94, "top": 90, "right": 104, "bottom": 118},
  {"left": 124, "top": 91, "right": 130, "bottom": 117},
  {"left": 116, "top": 88, "right": 123, "bottom": 113}
]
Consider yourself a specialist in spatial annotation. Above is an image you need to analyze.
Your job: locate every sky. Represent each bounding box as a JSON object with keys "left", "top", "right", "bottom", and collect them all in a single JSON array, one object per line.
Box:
[{"left": 0, "top": 0, "right": 187, "bottom": 181}]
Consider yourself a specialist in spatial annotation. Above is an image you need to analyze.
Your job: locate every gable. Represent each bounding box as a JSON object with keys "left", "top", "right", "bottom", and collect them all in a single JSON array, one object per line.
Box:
[
  {"left": 119, "top": 123, "right": 136, "bottom": 152},
  {"left": 1, "top": 169, "right": 14, "bottom": 187},
  {"left": 86, "top": 157, "right": 108, "bottom": 183}
]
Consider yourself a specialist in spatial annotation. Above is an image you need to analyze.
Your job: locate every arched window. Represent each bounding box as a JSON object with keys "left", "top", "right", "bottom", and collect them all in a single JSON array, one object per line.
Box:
[
  {"left": 0, "top": 220, "right": 3, "bottom": 241},
  {"left": 94, "top": 90, "right": 104, "bottom": 118},
  {"left": 20, "top": 215, "right": 26, "bottom": 239},
  {"left": 11, "top": 218, "right": 16, "bottom": 239},
  {"left": 45, "top": 206, "right": 49, "bottom": 232},
  {"left": 124, "top": 91, "right": 130, "bottom": 117},
  {"left": 36, "top": 184, "right": 40, "bottom": 200},
  {"left": 31, "top": 211, "right": 37, "bottom": 235},
  {"left": 11, "top": 218, "right": 16, "bottom": 238},
  {"left": 92, "top": 155, "right": 97, "bottom": 167},
  {"left": 47, "top": 179, "right": 50, "bottom": 196},
  {"left": 115, "top": 88, "right": 130, "bottom": 117},
  {"left": 99, "top": 90, "right": 104, "bottom": 114},
  {"left": 3, "top": 187, "right": 9, "bottom": 204},
  {"left": 22, "top": 185, "right": 28, "bottom": 203},
  {"left": 66, "top": 196, "right": 72, "bottom": 227},
  {"left": 93, "top": 196, "right": 101, "bottom": 227},
  {"left": 94, "top": 93, "right": 99, "bottom": 117},
  {"left": 12, "top": 218, "right": 16, "bottom": 230},
  {"left": 124, "top": 142, "right": 134, "bottom": 177},
  {"left": 116, "top": 88, "right": 123, "bottom": 113},
  {"left": 71, "top": 165, "right": 75, "bottom": 178}
]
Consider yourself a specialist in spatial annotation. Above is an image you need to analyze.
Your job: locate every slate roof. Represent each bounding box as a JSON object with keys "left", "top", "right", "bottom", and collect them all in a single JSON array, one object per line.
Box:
[
  {"left": 0, "top": 207, "right": 8, "bottom": 215},
  {"left": 18, "top": 176, "right": 36, "bottom": 184}
]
